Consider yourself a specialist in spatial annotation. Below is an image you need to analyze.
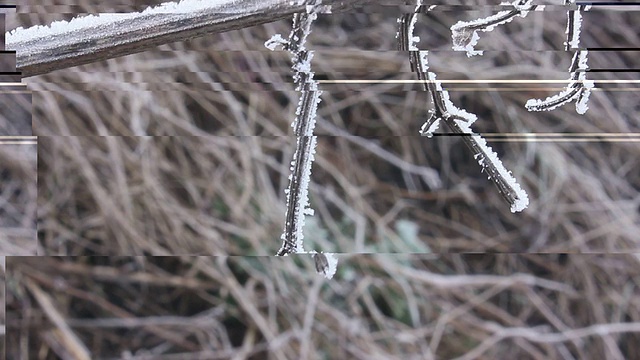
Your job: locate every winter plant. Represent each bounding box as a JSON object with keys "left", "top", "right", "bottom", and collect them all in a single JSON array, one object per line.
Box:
[
  {"left": 268, "top": 0, "right": 594, "bottom": 278},
  {"left": 266, "top": 2, "right": 338, "bottom": 279}
]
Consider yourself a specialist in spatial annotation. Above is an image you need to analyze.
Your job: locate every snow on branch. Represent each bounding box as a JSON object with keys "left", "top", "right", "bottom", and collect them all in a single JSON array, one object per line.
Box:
[
  {"left": 8, "top": 0, "right": 349, "bottom": 77},
  {"left": 450, "top": 0, "right": 542, "bottom": 57},
  {"left": 313, "top": 251, "right": 338, "bottom": 279},
  {"left": 399, "top": 8, "right": 530, "bottom": 213}
]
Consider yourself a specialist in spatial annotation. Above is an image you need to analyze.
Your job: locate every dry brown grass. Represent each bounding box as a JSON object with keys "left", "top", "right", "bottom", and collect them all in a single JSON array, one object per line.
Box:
[
  {"left": 5, "top": 1, "right": 640, "bottom": 359},
  {"left": 0, "top": 91, "right": 37, "bottom": 256}
]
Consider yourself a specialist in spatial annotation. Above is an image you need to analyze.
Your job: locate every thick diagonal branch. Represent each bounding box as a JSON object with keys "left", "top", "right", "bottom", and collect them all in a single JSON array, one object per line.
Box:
[
  {"left": 399, "top": 9, "right": 529, "bottom": 213},
  {"left": 7, "top": 0, "right": 363, "bottom": 77}
]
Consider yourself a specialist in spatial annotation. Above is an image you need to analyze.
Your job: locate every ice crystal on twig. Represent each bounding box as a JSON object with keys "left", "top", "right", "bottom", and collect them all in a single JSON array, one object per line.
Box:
[
  {"left": 399, "top": 5, "right": 529, "bottom": 212},
  {"left": 264, "top": 34, "right": 287, "bottom": 51},
  {"left": 273, "top": 2, "right": 339, "bottom": 275},
  {"left": 313, "top": 251, "right": 338, "bottom": 279}
]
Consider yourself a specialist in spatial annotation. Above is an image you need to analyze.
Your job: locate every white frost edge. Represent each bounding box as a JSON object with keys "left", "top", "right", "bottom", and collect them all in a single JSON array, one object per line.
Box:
[
  {"left": 452, "top": 30, "right": 483, "bottom": 57},
  {"left": 279, "top": 6, "right": 323, "bottom": 255},
  {"left": 420, "top": 116, "right": 440, "bottom": 137},
  {"left": 415, "top": 50, "right": 429, "bottom": 73},
  {"left": 428, "top": 72, "right": 478, "bottom": 125},
  {"left": 408, "top": 9, "right": 420, "bottom": 51},
  {"left": 525, "top": 86, "right": 577, "bottom": 112},
  {"left": 6, "top": 0, "right": 240, "bottom": 46},
  {"left": 566, "top": 9, "right": 583, "bottom": 49},
  {"left": 463, "top": 129, "right": 530, "bottom": 213},
  {"left": 575, "top": 80, "right": 594, "bottom": 114},
  {"left": 576, "top": 50, "right": 589, "bottom": 77},
  {"left": 450, "top": 100, "right": 528, "bottom": 212},
  {"left": 322, "top": 252, "right": 338, "bottom": 279},
  {"left": 291, "top": 8, "right": 320, "bottom": 56},
  {"left": 511, "top": 0, "right": 535, "bottom": 16},
  {"left": 285, "top": 93, "right": 321, "bottom": 254},
  {"left": 308, "top": 251, "right": 338, "bottom": 279},
  {"left": 291, "top": 45, "right": 321, "bottom": 253}
]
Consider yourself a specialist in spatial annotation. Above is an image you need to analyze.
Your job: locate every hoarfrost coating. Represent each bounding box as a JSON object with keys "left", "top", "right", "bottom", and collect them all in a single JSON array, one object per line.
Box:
[
  {"left": 6, "top": 0, "right": 240, "bottom": 46},
  {"left": 265, "top": 34, "right": 287, "bottom": 51},
  {"left": 323, "top": 253, "right": 338, "bottom": 279}
]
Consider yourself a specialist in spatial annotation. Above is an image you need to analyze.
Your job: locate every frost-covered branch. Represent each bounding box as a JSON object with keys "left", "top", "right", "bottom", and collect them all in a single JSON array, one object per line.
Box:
[
  {"left": 268, "top": 3, "right": 337, "bottom": 279},
  {"left": 525, "top": 50, "right": 593, "bottom": 114},
  {"left": 267, "top": 7, "right": 322, "bottom": 257},
  {"left": 564, "top": 0, "right": 592, "bottom": 51},
  {"left": 526, "top": 3, "right": 593, "bottom": 114},
  {"left": 450, "top": 0, "right": 541, "bottom": 57},
  {"left": 399, "top": 7, "right": 529, "bottom": 213}
]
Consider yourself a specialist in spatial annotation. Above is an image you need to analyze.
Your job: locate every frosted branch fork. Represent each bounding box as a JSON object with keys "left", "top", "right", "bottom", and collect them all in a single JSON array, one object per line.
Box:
[{"left": 399, "top": 7, "right": 529, "bottom": 213}]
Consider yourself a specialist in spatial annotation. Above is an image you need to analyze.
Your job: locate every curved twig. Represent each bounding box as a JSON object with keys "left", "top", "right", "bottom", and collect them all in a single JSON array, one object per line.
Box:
[{"left": 450, "top": 0, "right": 539, "bottom": 57}]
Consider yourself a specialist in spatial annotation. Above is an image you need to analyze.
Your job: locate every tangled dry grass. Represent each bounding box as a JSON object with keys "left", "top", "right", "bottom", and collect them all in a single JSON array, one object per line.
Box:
[
  {"left": 5, "top": 1, "right": 640, "bottom": 359},
  {"left": 0, "top": 91, "right": 36, "bottom": 256}
]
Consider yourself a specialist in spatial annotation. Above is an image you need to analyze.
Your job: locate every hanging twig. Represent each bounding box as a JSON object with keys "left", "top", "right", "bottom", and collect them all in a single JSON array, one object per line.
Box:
[{"left": 268, "top": 2, "right": 339, "bottom": 279}]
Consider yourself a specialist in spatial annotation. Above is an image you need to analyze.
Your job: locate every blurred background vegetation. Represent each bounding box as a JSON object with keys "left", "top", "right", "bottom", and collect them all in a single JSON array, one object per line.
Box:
[{"left": 4, "top": 0, "right": 640, "bottom": 359}]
